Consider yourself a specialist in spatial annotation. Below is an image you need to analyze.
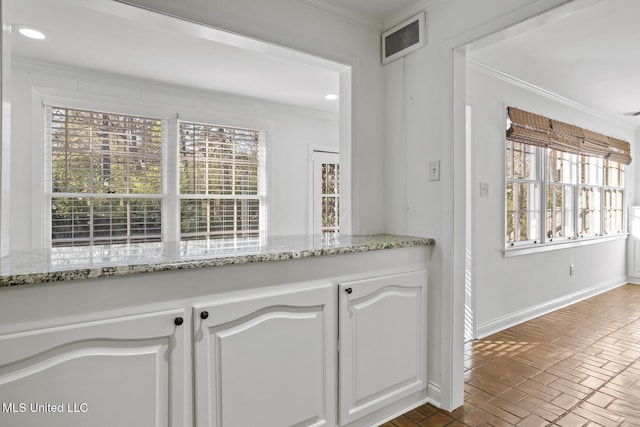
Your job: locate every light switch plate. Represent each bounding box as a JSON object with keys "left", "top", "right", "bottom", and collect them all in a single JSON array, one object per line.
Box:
[
  {"left": 429, "top": 160, "right": 440, "bottom": 181},
  {"left": 480, "top": 182, "right": 489, "bottom": 198}
]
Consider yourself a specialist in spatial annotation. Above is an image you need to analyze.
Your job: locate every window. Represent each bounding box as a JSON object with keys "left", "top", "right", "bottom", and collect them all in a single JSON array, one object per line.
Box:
[
  {"left": 312, "top": 151, "right": 340, "bottom": 234},
  {"left": 178, "top": 121, "right": 265, "bottom": 240},
  {"left": 603, "top": 159, "right": 625, "bottom": 235},
  {"left": 505, "top": 107, "right": 631, "bottom": 250},
  {"left": 578, "top": 155, "right": 602, "bottom": 237},
  {"left": 48, "top": 106, "right": 164, "bottom": 247},
  {"left": 47, "top": 106, "right": 266, "bottom": 248},
  {"left": 505, "top": 140, "right": 540, "bottom": 244},
  {"left": 546, "top": 149, "right": 576, "bottom": 240}
]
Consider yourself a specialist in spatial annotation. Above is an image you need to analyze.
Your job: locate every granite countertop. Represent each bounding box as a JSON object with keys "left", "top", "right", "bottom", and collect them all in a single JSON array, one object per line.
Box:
[{"left": 0, "top": 234, "right": 434, "bottom": 287}]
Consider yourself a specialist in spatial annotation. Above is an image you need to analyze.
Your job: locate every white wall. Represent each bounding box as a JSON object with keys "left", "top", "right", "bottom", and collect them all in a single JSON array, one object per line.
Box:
[
  {"left": 467, "top": 63, "right": 633, "bottom": 337},
  {"left": 383, "top": 0, "right": 576, "bottom": 408},
  {"left": 9, "top": 0, "right": 628, "bottom": 413},
  {"left": 122, "top": 0, "right": 386, "bottom": 237},
  {"left": 9, "top": 62, "right": 339, "bottom": 249}
]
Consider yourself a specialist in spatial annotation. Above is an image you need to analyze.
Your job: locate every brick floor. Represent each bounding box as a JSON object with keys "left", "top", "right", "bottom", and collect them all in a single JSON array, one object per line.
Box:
[{"left": 383, "top": 284, "right": 640, "bottom": 426}]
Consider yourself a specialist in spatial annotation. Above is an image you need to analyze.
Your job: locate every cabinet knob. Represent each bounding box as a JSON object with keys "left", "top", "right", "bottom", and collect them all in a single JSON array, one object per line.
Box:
[
  {"left": 174, "top": 317, "right": 184, "bottom": 326},
  {"left": 345, "top": 287, "right": 353, "bottom": 295},
  {"left": 200, "top": 311, "right": 209, "bottom": 320}
]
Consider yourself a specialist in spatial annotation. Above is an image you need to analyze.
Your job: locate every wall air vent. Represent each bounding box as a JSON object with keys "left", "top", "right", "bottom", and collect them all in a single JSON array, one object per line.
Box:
[{"left": 382, "top": 12, "right": 426, "bottom": 64}]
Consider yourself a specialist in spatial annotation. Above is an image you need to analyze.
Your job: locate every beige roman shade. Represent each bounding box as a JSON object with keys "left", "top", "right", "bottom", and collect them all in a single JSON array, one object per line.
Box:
[
  {"left": 506, "top": 107, "right": 551, "bottom": 148},
  {"left": 608, "top": 137, "right": 632, "bottom": 165},
  {"left": 582, "top": 129, "right": 610, "bottom": 158},
  {"left": 549, "top": 119, "right": 582, "bottom": 154},
  {"left": 506, "top": 106, "right": 632, "bottom": 165}
]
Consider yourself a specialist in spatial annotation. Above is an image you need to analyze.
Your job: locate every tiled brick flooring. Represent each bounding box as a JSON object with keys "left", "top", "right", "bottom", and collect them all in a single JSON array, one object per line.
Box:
[{"left": 384, "top": 284, "right": 640, "bottom": 426}]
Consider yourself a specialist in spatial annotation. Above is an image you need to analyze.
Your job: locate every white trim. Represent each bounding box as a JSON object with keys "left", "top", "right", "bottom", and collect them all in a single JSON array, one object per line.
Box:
[
  {"left": 426, "top": 381, "right": 442, "bottom": 408},
  {"left": 445, "top": 0, "right": 581, "bottom": 412},
  {"left": 384, "top": 1, "right": 442, "bottom": 31},
  {"left": 290, "top": 0, "right": 383, "bottom": 33},
  {"left": 468, "top": 59, "right": 637, "bottom": 129},
  {"left": 476, "top": 278, "right": 628, "bottom": 339},
  {"left": 503, "top": 233, "right": 628, "bottom": 257}
]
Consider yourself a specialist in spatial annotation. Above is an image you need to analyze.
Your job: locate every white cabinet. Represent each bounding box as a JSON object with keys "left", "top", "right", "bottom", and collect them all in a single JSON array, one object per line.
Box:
[
  {"left": 194, "top": 283, "right": 337, "bottom": 427},
  {"left": 338, "top": 270, "right": 428, "bottom": 426},
  {"left": 0, "top": 309, "right": 188, "bottom": 427},
  {"left": 0, "top": 250, "right": 431, "bottom": 427}
]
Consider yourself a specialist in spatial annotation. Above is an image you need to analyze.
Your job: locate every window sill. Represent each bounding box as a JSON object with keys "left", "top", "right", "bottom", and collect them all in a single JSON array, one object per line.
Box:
[{"left": 503, "top": 233, "right": 629, "bottom": 258}]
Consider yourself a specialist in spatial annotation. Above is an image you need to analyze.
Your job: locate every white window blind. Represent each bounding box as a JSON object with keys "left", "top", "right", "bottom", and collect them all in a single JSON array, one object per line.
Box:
[
  {"left": 178, "top": 121, "right": 265, "bottom": 240},
  {"left": 47, "top": 106, "right": 165, "bottom": 246}
]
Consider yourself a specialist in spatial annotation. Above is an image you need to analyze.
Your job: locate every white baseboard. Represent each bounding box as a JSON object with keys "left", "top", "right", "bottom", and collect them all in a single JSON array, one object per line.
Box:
[
  {"left": 628, "top": 277, "right": 640, "bottom": 285},
  {"left": 426, "top": 381, "right": 441, "bottom": 408},
  {"left": 476, "top": 278, "right": 628, "bottom": 339}
]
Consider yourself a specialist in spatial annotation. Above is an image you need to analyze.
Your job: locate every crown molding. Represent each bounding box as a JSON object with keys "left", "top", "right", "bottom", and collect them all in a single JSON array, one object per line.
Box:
[
  {"left": 383, "top": 0, "right": 442, "bottom": 31},
  {"left": 467, "top": 58, "right": 640, "bottom": 130},
  {"left": 290, "top": 0, "right": 383, "bottom": 33},
  {"left": 291, "top": 0, "right": 443, "bottom": 35}
]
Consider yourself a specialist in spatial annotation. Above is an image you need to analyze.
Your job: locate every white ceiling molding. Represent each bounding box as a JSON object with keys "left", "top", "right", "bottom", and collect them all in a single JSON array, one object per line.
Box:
[
  {"left": 290, "top": 0, "right": 383, "bottom": 33},
  {"left": 467, "top": 59, "right": 639, "bottom": 130},
  {"left": 383, "top": 0, "right": 441, "bottom": 31}
]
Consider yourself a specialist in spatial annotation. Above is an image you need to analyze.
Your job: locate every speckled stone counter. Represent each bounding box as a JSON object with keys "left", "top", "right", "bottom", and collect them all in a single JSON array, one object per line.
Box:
[{"left": 0, "top": 234, "right": 434, "bottom": 287}]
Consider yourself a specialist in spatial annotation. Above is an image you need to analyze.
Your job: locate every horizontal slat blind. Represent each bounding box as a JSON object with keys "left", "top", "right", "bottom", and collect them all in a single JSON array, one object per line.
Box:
[
  {"left": 180, "top": 198, "right": 260, "bottom": 239},
  {"left": 179, "top": 122, "right": 264, "bottom": 195},
  {"left": 51, "top": 197, "right": 162, "bottom": 246},
  {"left": 49, "top": 106, "right": 164, "bottom": 194},
  {"left": 179, "top": 120, "right": 265, "bottom": 240},
  {"left": 47, "top": 105, "right": 165, "bottom": 246}
]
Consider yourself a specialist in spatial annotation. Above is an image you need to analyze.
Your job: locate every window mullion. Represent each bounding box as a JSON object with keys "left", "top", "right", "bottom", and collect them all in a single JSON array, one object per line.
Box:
[
  {"left": 539, "top": 147, "right": 547, "bottom": 244},
  {"left": 165, "top": 117, "right": 180, "bottom": 242},
  {"left": 573, "top": 156, "right": 582, "bottom": 239}
]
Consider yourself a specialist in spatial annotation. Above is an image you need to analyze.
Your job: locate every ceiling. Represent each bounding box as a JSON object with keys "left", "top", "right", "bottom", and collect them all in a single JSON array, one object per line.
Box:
[
  {"left": 7, "top": 0, "right": 639, "bottom": 127},
  {"left": 468, "top": 0, "right": 640, "bottom": 127},
  {"left": 294, "top": 0, "right": 428, "bottom": 28},
  {"left": 5, "top": 0, "right": 347, "bottom": 114}
]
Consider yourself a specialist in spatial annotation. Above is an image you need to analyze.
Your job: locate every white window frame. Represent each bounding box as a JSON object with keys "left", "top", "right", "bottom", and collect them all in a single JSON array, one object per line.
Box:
[
  {"left": 602, "top": 160, "right": 625, "bottom": 235},
  {"left": 46, "top": 105, "right": 167, "bottom": 247},
  {"left": 39, "top": 93, "right": 269, "bottom": 248},
  {"left": 505, "top": 139, "right": 543, "bottom": 247},
  {"left": 310, "top": 149, "right": 340, "bottom": 235},
  {"left": 546, "top": 149, "right": 577, "bottom": 243},
  {"left": 177, "top": 119, "right": 266, "bottom": 241},
  {"left": 504, "top": 144, "right": 627, "bottom": 257}
]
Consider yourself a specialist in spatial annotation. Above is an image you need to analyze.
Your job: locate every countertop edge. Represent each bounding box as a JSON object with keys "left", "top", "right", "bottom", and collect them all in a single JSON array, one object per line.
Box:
[{"left": 0, "top": 235, "right": 435, "bottom": 288}]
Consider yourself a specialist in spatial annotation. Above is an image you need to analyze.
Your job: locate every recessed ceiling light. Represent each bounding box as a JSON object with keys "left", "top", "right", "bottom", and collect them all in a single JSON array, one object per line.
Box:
[
  {"left": 325, "top": 94, "right": 339, "bottom": 100},
  {"left": 17, "top": 26, "right": 46, "bottom": 40}
]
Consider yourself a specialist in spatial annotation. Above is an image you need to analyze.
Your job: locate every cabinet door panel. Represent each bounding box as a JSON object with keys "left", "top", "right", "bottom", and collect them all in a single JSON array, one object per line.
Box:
[
  {"left": 0, "top": 310, "right": 186, "bottom": 427},
  {"left": 339, "top": 270, "right": 427, "bottom": 425},
  {"left": 195, "top": 285, "right": 336, "bottom": 427}
]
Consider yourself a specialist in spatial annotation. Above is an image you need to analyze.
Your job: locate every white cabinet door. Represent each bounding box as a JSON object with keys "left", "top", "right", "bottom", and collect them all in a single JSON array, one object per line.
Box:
[
  {"left": 338, "top": 270, "right": 427, "bottom": 425},
  {"left": 194, "top": 284, "right": 336, "bottom": 427},
  {"left": 0, "top": 309, "right": 188, "bottom": 427}
]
